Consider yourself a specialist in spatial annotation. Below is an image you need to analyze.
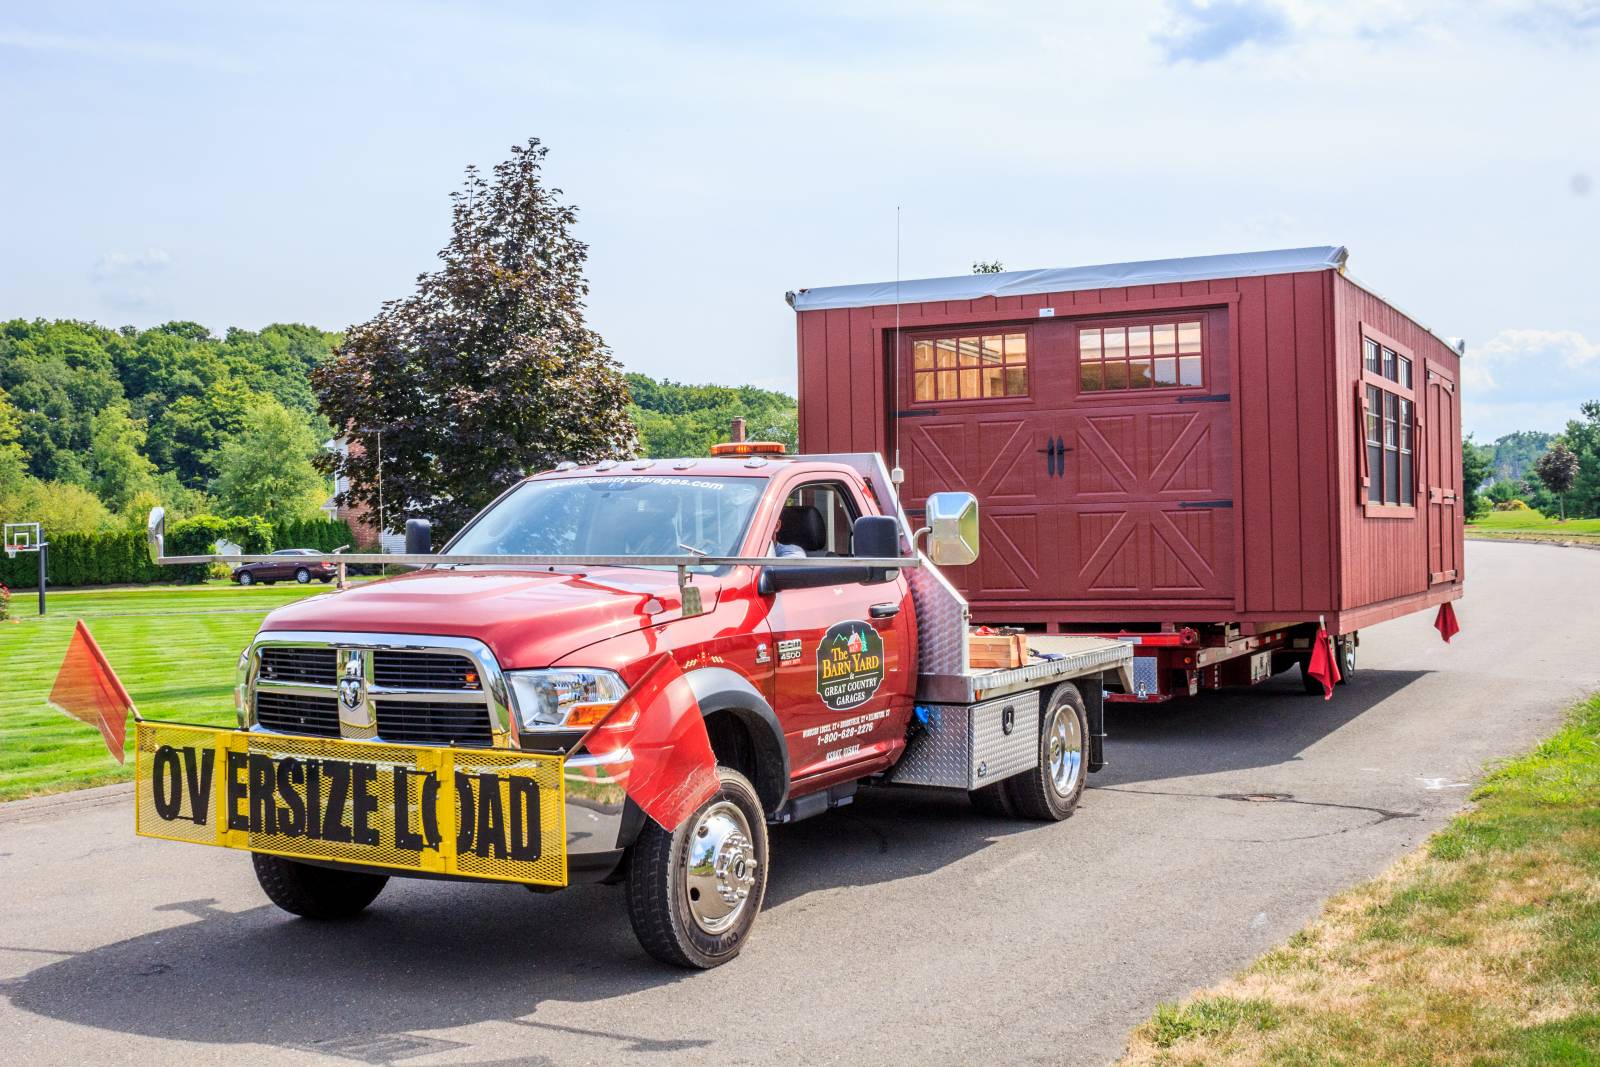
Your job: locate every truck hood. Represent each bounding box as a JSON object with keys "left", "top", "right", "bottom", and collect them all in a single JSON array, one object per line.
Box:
[{"left": 258, "top": 567, "right": 715, "bottom": 668}]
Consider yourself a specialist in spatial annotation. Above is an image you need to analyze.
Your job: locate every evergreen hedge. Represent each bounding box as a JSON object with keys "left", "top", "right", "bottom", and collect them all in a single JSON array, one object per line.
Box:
[{"left": 0, "top": 516, "right": 355, "bottom": 588}]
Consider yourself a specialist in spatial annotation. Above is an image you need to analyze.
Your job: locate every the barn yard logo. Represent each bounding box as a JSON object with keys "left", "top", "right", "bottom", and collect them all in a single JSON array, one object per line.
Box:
[{"left": 816, "top": 620, "right": 884, "bottom": 711}]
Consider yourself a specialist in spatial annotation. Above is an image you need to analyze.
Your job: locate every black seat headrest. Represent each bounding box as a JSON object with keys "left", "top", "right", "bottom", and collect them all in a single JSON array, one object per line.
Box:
[{"left": 777, "top": 505, "right": 827, "bottom": 553}]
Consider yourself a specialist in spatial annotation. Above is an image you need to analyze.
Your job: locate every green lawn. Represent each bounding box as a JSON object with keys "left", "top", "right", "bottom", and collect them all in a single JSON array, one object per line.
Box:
[
  {"left": 0, "top": 582, "right": 345, "bottom": 801},
  {"left": 1468, "top": 510, "right": 1600, "bottom": 543},
  {"left": 1118, "top": 693, "right": 1600, "bottom": 1065}
]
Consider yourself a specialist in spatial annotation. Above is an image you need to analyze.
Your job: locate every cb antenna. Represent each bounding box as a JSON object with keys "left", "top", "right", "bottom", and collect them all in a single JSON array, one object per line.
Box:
[{"left": 891, "top": 205, "right": 904, "bottom": 486}]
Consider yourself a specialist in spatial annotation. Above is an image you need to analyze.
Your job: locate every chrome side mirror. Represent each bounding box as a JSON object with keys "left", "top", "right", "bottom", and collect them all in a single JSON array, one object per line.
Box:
[
  {"left": 146, "top": 506, "right": 166, "bottom": 564},
  {"left": 923, "top": 492, "right": 979, "bottom": 566}
]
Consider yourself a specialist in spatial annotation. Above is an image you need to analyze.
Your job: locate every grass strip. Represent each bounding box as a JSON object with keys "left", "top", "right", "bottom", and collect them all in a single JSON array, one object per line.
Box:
[
  {"left": 1118, "top": 693, "right": 1600, "bottom": 1066},
  {"left": 0, "top": 582, "right": 343, "bottom": 801}
]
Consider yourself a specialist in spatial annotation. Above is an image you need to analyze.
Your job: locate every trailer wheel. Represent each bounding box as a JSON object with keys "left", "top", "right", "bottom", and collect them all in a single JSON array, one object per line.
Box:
[
  {"left": 1336, "top": 633, "right": 1356, "bottom": 683},
  {"left": 252, "top": 853, "right": 388, "bottom": 919},
  {"left": 625, "top": 767, "right": 768, "bottom": 969},
  {"left": 1001, "top": 684, "right": 1088, "bottom": 821}
]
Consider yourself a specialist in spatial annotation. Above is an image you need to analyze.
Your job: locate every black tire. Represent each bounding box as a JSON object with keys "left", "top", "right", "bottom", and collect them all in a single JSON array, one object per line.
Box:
[
  {"left": 968, "top": 781, "right": 1015, "bottom": 817},
  {"left": 319, "top": 575, "right": 333, "bottom": 584},
  {"left": 1001, "top": 684, "right": 1088, "bottom": 821},
  {"left": 295, "top": 568, "right": 311, "bottom": 584},
  {"left": 625, "top": 767, "right": 767, "bottom": 969},
  {"left": 1336, "top": 633, "right": 1356, "bottom": 684},
  {"left": 238, "top": 571, "right": 254, "bottom": 586},
  {"left": 252, "top": 853, "right": 387, "bottom": 919},
  {"left": 1301, "top": 659, "right": 1325, "bottom": 694}
]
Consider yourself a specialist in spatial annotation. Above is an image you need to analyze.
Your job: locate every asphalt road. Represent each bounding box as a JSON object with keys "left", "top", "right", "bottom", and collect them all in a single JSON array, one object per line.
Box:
[{"left": 3, "top": 540, "right": 1598, "bottom": 1067}]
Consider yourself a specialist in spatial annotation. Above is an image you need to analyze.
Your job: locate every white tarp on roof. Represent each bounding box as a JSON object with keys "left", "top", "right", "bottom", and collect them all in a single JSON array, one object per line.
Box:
[{"left": 787, "top": 245, "right": 1348, "bottom": 313}]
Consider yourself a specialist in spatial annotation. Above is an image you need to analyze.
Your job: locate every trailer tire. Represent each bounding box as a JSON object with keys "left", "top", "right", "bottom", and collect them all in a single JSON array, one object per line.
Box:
[
  {"left": 1001, "top": 684, "right": 1088, "bottom": 821},
  {"left": 968, "top": 781, "right": 1015, "bottom": 817},
  {"left": 625, "top": 767, "right": 767, "bottom": 969},
  {"left": 251, "top": 853, "right": 388, "bottom": 919}
]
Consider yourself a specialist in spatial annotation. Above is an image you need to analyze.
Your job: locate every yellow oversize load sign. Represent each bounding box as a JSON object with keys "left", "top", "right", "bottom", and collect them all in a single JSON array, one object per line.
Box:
[{"left": 134, "top": 722, "right": 567, "bottom": 886}]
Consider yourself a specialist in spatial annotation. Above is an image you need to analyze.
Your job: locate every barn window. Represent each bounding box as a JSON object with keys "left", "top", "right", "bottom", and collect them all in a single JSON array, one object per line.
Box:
[
  {"left": 911, "top": 333, "right": 1028, "bottom": 402},
  {"left": 1362, "top": 332, "right": 1416, "bottom": 508},
  {"left": 1078, "top": 320, "right": 1203, "bottom": 392}
]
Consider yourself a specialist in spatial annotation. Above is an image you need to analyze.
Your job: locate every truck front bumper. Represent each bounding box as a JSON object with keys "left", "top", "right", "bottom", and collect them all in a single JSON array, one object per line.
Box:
[{"left": 133, "top": 721, "right": 635, "bottom": 888}]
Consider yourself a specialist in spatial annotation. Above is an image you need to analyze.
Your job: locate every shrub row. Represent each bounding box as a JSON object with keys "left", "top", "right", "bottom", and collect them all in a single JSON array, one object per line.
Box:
[{"left": 0, "top": 516, "right": 356, "bottom": 588}]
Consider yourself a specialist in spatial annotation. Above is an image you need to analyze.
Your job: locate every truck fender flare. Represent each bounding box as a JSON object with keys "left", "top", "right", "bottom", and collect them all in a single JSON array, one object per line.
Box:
[{"left": 685, "top": 666, "right": 790, "bottom": 812}]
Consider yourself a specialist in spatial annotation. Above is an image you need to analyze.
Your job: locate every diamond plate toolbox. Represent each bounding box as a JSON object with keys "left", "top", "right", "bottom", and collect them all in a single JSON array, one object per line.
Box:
[
  {"left": 890, "top": 690, "right": 1040, "bottom": 789},
  {"left": 134, "top": 721, "right": 567, "bottom": 886}
]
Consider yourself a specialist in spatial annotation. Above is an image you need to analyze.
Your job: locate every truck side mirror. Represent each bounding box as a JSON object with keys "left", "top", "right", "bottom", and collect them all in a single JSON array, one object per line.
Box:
[
  {"left": 924, "top": 492, "right": 980, "bottom": 566},
  {"left": 146, "top": 506, "right": 166, "bottom": 564},
  {"left": 851, "top": 514, "right": 900, "bottom": 584},
  {"left": 405, "top": 518, "right": 432, "bottom": 555}
]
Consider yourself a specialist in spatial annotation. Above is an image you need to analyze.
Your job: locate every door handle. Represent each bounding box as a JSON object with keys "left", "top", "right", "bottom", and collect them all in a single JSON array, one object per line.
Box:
[
  {"left": 869, "top": 602, "right": 900, "bottom": 619},
  {"left": 1037, "top": 438, "right": 1058, "bottom": 477}
]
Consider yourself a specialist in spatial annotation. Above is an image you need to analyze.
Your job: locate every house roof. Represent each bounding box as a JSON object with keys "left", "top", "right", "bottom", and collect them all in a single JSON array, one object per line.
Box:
[{"left": 786, "top": 245, "right": 1348, "bottom": 313}]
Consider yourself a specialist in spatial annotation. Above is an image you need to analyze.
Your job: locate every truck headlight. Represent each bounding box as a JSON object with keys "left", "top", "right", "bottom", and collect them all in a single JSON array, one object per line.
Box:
[{"left": 506, "top": 668, "right": 628, "bottom": 730}]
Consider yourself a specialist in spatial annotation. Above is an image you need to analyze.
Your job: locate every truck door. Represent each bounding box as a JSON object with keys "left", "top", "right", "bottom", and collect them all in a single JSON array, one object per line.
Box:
[{"left": 759, "top": 477, "right": 915, "bottom": 784}]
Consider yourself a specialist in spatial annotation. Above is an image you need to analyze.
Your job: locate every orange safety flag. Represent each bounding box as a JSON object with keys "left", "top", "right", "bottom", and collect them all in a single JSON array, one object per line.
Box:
[
  {"left": 48, "top": 620, "right": 135, "bottom": 763},
  {"left": 1434, "top": 601, "right": 1460, "bottom": 643},
  {"left": 574, "top": 654, "right": 719, "bottom": 832},
  {"left": 1305, "top": 626, "right": 1341, "bottom": 700}
]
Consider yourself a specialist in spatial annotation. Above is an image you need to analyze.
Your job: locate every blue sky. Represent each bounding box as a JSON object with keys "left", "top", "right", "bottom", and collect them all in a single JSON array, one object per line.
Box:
[{"left": 2, "top": 0, "right": 1596, "bottom": 440}]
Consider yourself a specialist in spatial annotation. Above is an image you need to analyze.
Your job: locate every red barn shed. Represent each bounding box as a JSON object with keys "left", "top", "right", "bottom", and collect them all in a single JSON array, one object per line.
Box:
[{"left": 788, "top": 246, "right": 1463, "bottom": 692}]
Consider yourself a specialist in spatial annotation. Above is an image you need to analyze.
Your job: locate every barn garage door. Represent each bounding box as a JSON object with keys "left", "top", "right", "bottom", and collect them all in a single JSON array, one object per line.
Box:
[{"left": 897, "top": 312, "right": 1234, "bottom": 607}]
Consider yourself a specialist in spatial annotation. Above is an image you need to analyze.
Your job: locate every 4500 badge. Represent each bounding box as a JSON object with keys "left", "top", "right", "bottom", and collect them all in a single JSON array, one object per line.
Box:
[{"left": 816, "top": 620, "right": 884, "bottom": 711}]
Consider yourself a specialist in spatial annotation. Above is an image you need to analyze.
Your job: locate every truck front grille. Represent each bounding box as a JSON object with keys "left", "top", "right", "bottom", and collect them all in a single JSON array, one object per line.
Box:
[
  {"left": 249, "top": 637, "right": 504, "bottom": 748},
  {"left": 259, "top": 647, "right": 337, "bottom": 686},
  {"left": 255, "top": 691, "right": 342, "bottom": 737},
  {"left": 374, "top": 700, "right": 495, "bottom": 746},
  {"left": 373, "top": 651, "right": 480, "bottom": 690}
]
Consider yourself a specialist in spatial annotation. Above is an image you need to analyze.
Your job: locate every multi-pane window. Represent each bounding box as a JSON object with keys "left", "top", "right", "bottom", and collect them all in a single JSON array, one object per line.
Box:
[
  {"left": 912, "top": 333, "right": 1028, "bottom": 402},
  {"left": 1363, "top": 337, "right": 1414, "bottom": 507},
  {"left": 1079, "top": 320, "right": 1203, "bottom": 392}
]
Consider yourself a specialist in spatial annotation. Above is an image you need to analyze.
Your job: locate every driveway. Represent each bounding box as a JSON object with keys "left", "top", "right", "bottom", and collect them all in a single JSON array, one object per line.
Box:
[{"left": 2, "top": 540, "right": 1596, "bottom": 1066}]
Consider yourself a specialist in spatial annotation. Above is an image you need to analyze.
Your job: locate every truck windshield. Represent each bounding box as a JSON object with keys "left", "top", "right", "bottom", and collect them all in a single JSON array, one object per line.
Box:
[{"left": 446, "top": 475, "right": 766, "bottom": 561}]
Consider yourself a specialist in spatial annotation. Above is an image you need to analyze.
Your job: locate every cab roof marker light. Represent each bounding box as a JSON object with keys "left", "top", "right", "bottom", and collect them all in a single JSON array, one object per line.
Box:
[
  {"left": 671, "top": 459, "right": 698, "bottom": 469},
  {"left": 709, "top": 441, "right": 787, "bottom": 456},
  {"left": 554, "top": 461, "right": 578, "bottom": 471},
  {"left": 595, "top": 460, "right": 618, "bottom": 471},
  {"left": 630, "top": 459, "right": 655, "bottom": 469}
]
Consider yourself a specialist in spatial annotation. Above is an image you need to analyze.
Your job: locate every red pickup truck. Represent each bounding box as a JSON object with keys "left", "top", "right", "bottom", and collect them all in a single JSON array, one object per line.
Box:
[{"left": 137, "top": 450, "right": 1130, "bottom": 967}]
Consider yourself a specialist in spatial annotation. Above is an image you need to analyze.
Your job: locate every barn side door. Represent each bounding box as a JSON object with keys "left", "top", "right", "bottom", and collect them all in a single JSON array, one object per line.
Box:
[{"left": 1424, "top": 362, "right": 1461, "bottom": 584}]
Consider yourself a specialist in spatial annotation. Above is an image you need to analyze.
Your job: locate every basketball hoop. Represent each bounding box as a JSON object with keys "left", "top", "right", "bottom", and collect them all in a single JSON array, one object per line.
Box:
[{"left": 4, "top": 522, "right": 47, "bottom": 615}]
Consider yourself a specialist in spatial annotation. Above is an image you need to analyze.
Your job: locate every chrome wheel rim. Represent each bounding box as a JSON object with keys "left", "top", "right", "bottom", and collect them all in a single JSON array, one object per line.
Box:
[
  {"left": 684, "top": 800, "right": 758, "bottom": 935},
  {"left": 1341, "top": 638, "right": 1356, "bottom": 675},
  {"left": 1046, "top": 704, "right": 1083, "bottom": 797}
]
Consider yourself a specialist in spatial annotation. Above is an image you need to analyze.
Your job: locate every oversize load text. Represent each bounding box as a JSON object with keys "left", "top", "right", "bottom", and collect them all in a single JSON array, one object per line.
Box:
[{"left": 146, "top": 744, "right": 543, "bottom": 861}]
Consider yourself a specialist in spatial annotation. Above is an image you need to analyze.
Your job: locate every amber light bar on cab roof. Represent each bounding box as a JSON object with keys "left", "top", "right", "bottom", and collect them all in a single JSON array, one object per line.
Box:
[{"left": 708, "top": 441, "right": 787, "bottom": 456}]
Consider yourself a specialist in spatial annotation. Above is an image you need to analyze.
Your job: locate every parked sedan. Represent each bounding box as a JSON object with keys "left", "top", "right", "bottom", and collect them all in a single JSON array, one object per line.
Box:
[{"left": 232, "top": 548, "right": 335, "bottom": 586}]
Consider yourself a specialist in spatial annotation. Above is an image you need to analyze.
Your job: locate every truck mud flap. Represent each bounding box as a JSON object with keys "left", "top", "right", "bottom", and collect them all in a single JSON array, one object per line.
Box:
[{"left": 1085, "top": 677, "right": 1107, "bottom": 773}]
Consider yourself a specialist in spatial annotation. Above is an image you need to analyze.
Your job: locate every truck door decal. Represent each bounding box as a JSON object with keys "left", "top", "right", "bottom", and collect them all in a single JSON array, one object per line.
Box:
[{"left": 816, "top": 621, "right": 884, "bottom": 711}]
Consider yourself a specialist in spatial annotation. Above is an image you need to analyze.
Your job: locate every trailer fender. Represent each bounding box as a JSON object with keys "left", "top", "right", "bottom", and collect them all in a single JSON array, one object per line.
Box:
[{"left": 686, "top": 667, "right": 790, "bottom": 812}]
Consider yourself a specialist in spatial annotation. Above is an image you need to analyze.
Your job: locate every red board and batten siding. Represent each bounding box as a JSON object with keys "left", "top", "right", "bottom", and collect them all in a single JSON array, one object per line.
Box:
[
  {"left": 794, "top": 264, "right": 1461, "bottom": 630},
  {"left": 1330, "top": 273, "right": 1463, "bottom": 626}
]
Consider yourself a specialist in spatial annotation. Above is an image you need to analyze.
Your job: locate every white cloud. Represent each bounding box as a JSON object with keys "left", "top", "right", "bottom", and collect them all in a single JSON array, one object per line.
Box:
[
  {"left": 1154, "top": 0, "right": 1293, "bottom": 61},
  {"left": 90, "top": 248, "right": 173, "bottom": 314},
  {"left": 1467, "top": 328, "right": 1600, "bottom": 393}
]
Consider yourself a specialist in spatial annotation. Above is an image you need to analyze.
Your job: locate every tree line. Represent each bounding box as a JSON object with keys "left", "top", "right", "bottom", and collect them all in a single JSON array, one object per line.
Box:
[{"left": 1463, "top": 406, "right": 1600, "bottom": 521}]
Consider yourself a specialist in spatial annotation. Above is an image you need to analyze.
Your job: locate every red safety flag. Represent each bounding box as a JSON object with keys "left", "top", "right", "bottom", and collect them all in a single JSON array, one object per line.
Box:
[
  {"left": 48, "top": 620, "right": 135, "bottom": 764},
  {"left": 1434, "top": 601, "right": 1460, "bottom": 643},
  {"left": 1305, "top": 626, "right": 1341, "bottom": 700},
  {"left": 575, "top": 654, "right": 718, "bottom": 832}
]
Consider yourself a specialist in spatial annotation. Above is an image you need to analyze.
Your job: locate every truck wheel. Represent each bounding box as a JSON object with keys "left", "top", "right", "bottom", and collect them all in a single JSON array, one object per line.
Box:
[
  {"left": 625, "top": 767, "right": 767, "bottom": 969},
  {"left": 295, "top": 568, "right": 311, "bottom": 584},
  {"left": 252, "top": 853, "right": 387, "bottom": 919},
  {"left": 1001, "top": 684, "right": 1088, "bottom": 821}
]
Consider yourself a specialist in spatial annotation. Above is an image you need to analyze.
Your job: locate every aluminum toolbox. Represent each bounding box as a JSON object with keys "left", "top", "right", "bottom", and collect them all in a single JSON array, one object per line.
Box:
[{"left": 889, "top": 690, "right": 1041, "bottom": 790}]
